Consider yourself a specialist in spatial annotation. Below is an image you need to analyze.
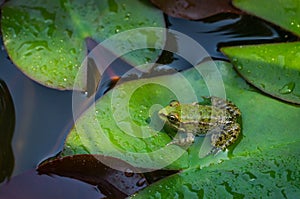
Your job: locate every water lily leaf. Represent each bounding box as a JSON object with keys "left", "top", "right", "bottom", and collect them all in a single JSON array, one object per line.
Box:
[
  {"left": 150, "top": 0, "right": 242, "bottom": 20},
  {"left": 131, "top": 142, "right": 300, "bottom": 198},
  {"left": 63, "top": 81, "right": 190, "bottom": 170},
  {"left": 232, "top": 0, "right": 300, "bottom": 36},
  {"left": 1, "top": 0, "right": 165, "bottom": 90},
  {"left": 0, "top": 80, "right": 15, "bottom": 183},
  {"left": 64, "top": 61, "right": 300, "bottom": 197},
  {"left": 222, "top": 42, "right": 300, "bottom": 104}
]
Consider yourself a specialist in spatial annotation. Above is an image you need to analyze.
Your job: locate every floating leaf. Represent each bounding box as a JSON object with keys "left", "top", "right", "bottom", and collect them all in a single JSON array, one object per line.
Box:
[
  {"left": 232, "top": 0, "right": 300, "bottom": 36},
  {"left": 1, "top": 0, "right": 165, "bottom": 90},
  {"left": 131, "top": 142, "right": 300, "bottom": 198},
  {"left": 222, "top": 42, "right": 300, "bottom": 104},
  {"left": 150, "top": 0, "right": 242, "bottom": 20},
  {"left": 0, "top": 80, "right": 15, "bottom": 183},
  {"left": 64, "top": 61, "right": 300, "bottom": 197}
]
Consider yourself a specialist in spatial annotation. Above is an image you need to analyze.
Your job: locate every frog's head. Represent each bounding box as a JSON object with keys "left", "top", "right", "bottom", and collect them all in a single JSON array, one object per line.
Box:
[{"left": 158, "top": 100, "right": 181, "bottom": 130}]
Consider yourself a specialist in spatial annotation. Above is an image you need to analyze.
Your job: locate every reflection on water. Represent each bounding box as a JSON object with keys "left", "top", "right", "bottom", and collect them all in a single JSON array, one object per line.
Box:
[
  {"left": 0, "top": 40, "right": 76, "bottom": 181},
  {"left": 0, "top": 170, "right": 104, "bottom": 199},
  {"left": 0, "top": 80, "right": 15, "bottom": 182}
]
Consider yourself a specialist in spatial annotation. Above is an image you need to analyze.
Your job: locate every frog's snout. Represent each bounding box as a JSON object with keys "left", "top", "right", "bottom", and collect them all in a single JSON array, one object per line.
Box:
[{"left": 158, "top": 108, "right": 168, "bottom": 119}]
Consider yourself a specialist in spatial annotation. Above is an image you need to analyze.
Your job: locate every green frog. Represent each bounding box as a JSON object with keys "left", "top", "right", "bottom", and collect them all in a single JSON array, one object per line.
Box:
[{"left": 158, "top": 96, "right": 241, "bottom": 154}]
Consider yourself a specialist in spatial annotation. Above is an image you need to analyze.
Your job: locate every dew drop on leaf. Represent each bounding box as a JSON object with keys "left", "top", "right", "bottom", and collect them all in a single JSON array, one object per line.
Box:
[{"left": 279, "top": 82, "right": 295, "bottom": 94}]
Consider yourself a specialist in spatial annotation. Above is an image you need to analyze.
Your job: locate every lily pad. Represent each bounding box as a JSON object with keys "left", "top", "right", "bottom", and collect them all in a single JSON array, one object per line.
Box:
[
  {"left": 222, "top": 42, "right": 300, "bottom": 104},
  {"left": 150, "top": 0, "right": 242, "bottom": 20},
  {"left": 64, "top": 61, "right": 300, "bottom": 196},
  {"left": 1, "top": 0, "right": 165, "bottom": 90},
  {"left": 232, "top": 0, "right": 300, "bottom": 36},
  {"left": 131, "top": 142, "right": 300, "bottom": 198}
]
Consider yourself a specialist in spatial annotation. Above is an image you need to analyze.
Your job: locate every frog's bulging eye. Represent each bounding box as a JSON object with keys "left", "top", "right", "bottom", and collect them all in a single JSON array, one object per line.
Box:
[
  {"left": 169, "top": 100, "right": 180, "bottom": 107},
  {"left": 167, "top": 114, "right": 179, "bottom": 123}
]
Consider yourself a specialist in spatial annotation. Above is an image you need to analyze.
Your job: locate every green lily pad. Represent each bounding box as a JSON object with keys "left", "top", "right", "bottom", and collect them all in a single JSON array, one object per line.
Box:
[
  {"left": 222, "top": 42, "right": 300, "bottom": 104},
  {"left": 64, "top": 61, "right": 300, "bottom": 196},
  {"left": 131, "top": 142, "right": 300, "bottom": 198},
  {"left": 232, "top": 0, "right": 300, "bottom": 36},
  {"left": 1, "top": 0, "right": 165, "bottom": 90}
]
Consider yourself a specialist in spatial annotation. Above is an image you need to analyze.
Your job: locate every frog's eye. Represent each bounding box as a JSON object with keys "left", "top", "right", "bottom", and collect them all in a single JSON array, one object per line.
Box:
[
  {"left": 167, "top": 114, "right": 179, "bottom": 123},
  {"left": 169, "top": 100, "right": 180, "bottom": 107}
]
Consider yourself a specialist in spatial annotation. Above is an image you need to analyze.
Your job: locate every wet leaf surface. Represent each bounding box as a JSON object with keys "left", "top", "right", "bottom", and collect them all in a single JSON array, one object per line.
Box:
[
  {"left": 131, "top": 142, "right": 300, "bottom": 198},
  {"left": 222, "top": 42, "right": 300, "bottom": 104},
  {"left": 0, "top": 80, "right": 15, "bottom": 183},
  {"left": 232, "top": 0, "right": 300, "bottom": 36},
  {"left": 1, "top": 0, "right": 165, "bottom": 90},
  {"left": 64, "top": 61, "right": 300, "bottom": 197},
  {"left": 150, "top": 0, "right": 242, "bottom": 20}
]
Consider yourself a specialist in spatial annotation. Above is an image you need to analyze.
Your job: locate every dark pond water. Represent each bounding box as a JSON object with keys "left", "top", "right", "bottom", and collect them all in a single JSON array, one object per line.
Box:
[{"left": 0, "top": 12, "right": 297, "bottom": 198}]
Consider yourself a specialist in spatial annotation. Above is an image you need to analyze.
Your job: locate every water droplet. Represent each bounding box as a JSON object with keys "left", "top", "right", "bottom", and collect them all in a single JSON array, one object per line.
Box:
[
  {"left": 136, "top": 178, "right": 146, "bottom": 187},
  {"left": 244, "top": 172, "right": 257, "bottom": 182},
  {"left": 124, "top": 12, "right": 131, "bottom": 20},
  {"left": 279, "top": 82, "right": 295, "bottom": 94},
  {"left": 232, "top": 58, "right": 238, "bottom": 64},
  {"left": 124, "top": 168, "right": 134, "bottom": 177},
  {"left": 237, "top": 65, "right": 243, "bottom": 70},
  {"left": 115, "top": 25, "right": 121, "bottom": 33}
]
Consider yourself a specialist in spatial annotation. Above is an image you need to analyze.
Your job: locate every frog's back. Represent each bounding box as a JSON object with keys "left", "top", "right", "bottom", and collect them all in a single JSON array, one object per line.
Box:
[
  {"left": 181, "top": 104, "right": 230, "bottom": 120},
  {"left": 180, "top": 104, "right": 232, "bottom": 134}
]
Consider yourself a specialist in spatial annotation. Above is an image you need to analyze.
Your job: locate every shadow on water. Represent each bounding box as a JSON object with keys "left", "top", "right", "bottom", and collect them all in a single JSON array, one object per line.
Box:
[
  {"left": 0, "top": 39, "right": 77, "bottom": 181},
  {"left": 0, "top": 80, "right": 15, "bottom": 182}
]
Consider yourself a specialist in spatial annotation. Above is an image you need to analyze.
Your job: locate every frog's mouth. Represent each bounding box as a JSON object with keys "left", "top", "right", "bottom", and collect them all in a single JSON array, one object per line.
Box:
[{"left": 158, "top": 108, "right": 168, "bottom": 120}]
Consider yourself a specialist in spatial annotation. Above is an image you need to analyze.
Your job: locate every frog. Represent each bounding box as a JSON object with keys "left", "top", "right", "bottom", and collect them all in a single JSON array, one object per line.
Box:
[{"left": 158, "top": 96, "right": 241, "bottom": 154}]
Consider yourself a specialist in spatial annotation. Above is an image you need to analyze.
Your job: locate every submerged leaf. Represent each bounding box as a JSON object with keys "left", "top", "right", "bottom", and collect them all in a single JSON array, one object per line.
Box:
[
  {"left": 1, "top": 0, "right": 165, "bottom": 90},
  {"left": 150, "top": 0, "right": 242, "bottom": 20},
  {"left": 232, "top": 0, "right": 300, "bottom": 36},
  {"left": 222, "top": 42, "right": 300, "bottom": 104}
]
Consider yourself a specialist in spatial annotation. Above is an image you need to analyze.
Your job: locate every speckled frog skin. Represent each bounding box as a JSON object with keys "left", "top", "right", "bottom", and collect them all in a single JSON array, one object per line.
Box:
[{"left": 158, "top": 96, "right": 241, "bottom": 153}]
